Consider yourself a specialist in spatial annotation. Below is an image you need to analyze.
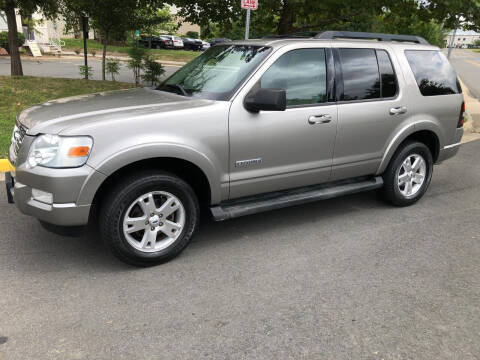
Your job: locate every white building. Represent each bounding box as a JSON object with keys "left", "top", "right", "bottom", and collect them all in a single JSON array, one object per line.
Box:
[
  {"left": 0, "top": 11, "right": 22, "bottom": 33},
  {"left": 445, "top": 30, "right": 480, "bottom": 48},
  {"left": 0, "top": 9, "right": 65, "bottom": 54}
]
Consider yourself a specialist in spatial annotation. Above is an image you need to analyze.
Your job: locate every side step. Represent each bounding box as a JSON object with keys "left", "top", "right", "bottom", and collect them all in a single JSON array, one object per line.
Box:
[{"left": 211, "top": 176, "right": 383, "bottom": 221}]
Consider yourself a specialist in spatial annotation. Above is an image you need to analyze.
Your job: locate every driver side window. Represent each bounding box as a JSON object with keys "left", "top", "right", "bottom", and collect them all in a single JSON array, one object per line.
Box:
[{"left": 260, "top": 48, "right": 327, "bottom": 107}]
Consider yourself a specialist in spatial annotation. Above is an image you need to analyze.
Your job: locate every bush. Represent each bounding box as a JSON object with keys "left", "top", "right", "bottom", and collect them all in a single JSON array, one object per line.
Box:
[
  {"left": 186, "top": 31, "right": 199, "bottom": 39},
  {"left": 0, "top": 31, "right": 26, "bottom": 54},
  {"left": 127, "top": 45, "right": 147, "bottom": 85},
  {"left": 142, "top": 55, "right": 165, "bottom": 86},
  {"left": 74, "top": 48, "right": 81, "bottom": 55},
  {"left": 106, "top": 58, "right": 120, "bottom": 81},
  {"left": 78, "top": 65, "right": 93, "bottom": 79},
  {"left": 90, "top": 49, "right": 97, "bottom": 57}
]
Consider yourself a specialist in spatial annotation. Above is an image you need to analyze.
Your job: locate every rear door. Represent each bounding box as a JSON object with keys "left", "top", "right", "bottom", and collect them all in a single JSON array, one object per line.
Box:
[
  {"left": 331, "top": 44, "right": 413, "bottom": 180},
  {"left": 228, "top": 45, "right": 338, "bottom": 199}
]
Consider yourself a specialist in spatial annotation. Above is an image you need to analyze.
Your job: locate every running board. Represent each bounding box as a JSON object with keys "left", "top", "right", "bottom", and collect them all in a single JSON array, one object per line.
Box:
[{"left": 211, "top": 176, "right": 383, "bottom": 221}]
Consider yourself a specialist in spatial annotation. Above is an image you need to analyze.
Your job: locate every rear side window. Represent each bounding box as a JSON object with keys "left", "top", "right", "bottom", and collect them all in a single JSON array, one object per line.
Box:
[
  {"left": 339, "top": 48, "right": 398, "bottom": 101},
  {"left": 376, "top": 50, "right": 397, "bottom": 98},
  {"left": 261, "top": 48, "right": 327, "bottom": 106},
  {"left": 339, "top": 48, "right": 380, "bottom": 101},
  {"left": 405, "top": 50, "right": 461, "bottom": 96}
]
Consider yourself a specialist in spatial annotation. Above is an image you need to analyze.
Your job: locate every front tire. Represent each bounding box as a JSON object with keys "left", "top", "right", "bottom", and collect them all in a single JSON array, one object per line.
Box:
[
  {"left": 382, "top": 141, "right": 433, "bottom": 206},
  {"left": 100, "top": 171, "right": 200, "bottom": 266}
]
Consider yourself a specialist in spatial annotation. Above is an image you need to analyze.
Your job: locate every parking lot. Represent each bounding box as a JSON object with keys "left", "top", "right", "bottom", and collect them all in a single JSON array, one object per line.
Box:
[{"left": 1, "top": 139, "right": 479, "bottom": 359}]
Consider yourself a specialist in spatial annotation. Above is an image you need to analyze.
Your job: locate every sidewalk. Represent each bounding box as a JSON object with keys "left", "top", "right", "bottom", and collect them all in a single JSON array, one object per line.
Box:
[{"left": 460, "top": 78, "right": 480, "bottom": 143}]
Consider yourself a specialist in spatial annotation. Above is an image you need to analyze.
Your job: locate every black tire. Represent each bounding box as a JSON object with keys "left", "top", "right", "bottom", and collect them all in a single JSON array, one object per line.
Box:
[
  {"left": 100, "top": 171, "right": 200, "bottom": 267},
  {"left": 382, "top": 141, "right": 433, "bottom": 206}
]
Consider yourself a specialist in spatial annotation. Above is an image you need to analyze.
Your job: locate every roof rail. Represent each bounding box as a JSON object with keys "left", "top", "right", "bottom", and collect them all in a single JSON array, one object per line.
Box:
[{"left": 314, "top": 31, "right": 429, "bottom": 45}]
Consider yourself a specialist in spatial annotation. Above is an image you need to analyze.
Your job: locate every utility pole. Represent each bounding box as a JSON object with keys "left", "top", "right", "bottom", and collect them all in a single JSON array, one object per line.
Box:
[
  {"left": 245, "top": 8, "right": 251, "bottom": 40},
  {"left": 447, "top": 17, "right": 459, "bottom": 59},
  {"left": 447, "top": 27, "right": 457, "bottom": 59},
  {"left": 82, "top": 16, "right": 89, "bottom": 80}
]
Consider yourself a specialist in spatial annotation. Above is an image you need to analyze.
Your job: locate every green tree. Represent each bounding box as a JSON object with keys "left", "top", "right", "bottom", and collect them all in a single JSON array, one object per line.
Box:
[
  {"left": 142, "top": 55, "right": 165, "bottom": 86},
  {"left": 0, "top": 0, "right": 58, "bottom": 75},
  {"left": 136, "top": 6, "right": 173, "bottom": 48},
  {"left": 174, "top": 0, "right": 480, "bottom": 39},
  {"left": 61, "top": 0, "right": 166, "bottom": 80}
]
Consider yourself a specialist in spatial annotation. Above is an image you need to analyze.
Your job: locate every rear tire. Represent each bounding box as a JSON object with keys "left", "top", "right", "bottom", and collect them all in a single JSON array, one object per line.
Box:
[
  {"left": 382, "top": 141, "right": 433, "bottom": 206},
  {"left": 100, "top": 171, "right": 199, "bottom": 267}
]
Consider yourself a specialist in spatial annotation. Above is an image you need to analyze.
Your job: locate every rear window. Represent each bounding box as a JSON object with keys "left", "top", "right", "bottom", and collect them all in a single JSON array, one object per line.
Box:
[{"left": 405, "top": 50, "right": 461, "bottom": 96}]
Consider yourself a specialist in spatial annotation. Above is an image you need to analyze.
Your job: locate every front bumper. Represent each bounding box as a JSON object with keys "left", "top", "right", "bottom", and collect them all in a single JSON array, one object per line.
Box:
[
  {"left": 6, "top": 162, "right": 105, "bottom": 226},
  {"left": 13, "top": 176, "right": 91, "bottom": 226}
]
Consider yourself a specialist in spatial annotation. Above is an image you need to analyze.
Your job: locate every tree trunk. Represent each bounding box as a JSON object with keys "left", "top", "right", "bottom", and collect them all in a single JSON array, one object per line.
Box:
[
  {"left": 82, "top": 16, "right": 89, "bottom": 79},
  {"left": 102, "top": 32, "right": 108, "bottom": 81},
  {"left": 148, "top": 36, "right": 152, "bottom": 49},
  {"left": 277, "top": 1, "right": 295, "bottom": 35},
  {"left": 5, "top": 1, "right": 23, "bottom": 76}
]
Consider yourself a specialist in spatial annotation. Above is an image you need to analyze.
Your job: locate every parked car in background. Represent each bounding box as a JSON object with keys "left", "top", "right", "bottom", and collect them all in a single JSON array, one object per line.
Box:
[
  {"left": 162, "top": 35, "right": 184, "bottom": 49},
  {"left": 139, "top": 35, "right": 174, "bottom": 49},
  {"left": 209, "top": 38, "right": 231, "bottom": 47},
  {"left": 182, "top": 38, "right": 203, "bottom": 51},
  {"left": 201, "top": 40, "right": 210, "bottom": 50}
]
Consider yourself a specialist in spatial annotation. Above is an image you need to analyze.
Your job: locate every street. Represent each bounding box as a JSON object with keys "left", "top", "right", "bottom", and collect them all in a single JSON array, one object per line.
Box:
[
  {"left": 1, "top": 139, "right": 479, "bottom": 359},
  {"left": 0, "top": 57, "right": 180, "bottom": 84},
  {"left": 447, "top": 48, "right": 480, "bottom": 98}
]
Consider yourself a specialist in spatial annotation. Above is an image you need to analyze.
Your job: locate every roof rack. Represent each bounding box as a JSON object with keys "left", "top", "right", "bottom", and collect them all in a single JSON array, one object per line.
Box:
[
  {"left": 262, "top": 31, "right": 429, "bottom": 45},
  {"left": 314, "top": 31, "right": 430, "bottom": 44}
]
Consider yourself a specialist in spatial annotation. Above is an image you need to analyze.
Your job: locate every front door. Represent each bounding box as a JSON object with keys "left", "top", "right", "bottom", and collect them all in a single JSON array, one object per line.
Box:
[{"left": 228, "top": 47, "right": 338, "bottom": 199}]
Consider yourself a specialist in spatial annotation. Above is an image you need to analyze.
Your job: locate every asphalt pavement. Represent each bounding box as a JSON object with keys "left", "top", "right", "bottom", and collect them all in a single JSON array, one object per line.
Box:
[
  {"left": 1, "top": 139, "right": 480, "bottom": 359},
  {"left": 446, "top": 48, "right": 480, "bottom": 98},
  {"left": 0, "top": 56, "right": 180, "bottom": 84}
]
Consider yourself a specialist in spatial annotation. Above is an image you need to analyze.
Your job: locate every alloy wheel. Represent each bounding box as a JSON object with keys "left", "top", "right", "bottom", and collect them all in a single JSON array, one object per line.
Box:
[{"left": 122, "top": 191, "right": 186, "bottom": 253}]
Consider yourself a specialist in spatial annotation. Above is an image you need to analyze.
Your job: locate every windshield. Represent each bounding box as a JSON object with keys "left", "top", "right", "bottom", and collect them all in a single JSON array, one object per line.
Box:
[{"left": 157, "top": 45, "right": 271, "bottom": 100}]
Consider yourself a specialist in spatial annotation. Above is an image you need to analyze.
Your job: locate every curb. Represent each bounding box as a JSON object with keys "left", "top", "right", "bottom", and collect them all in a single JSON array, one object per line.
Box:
[
  {"left": 0, "top": 159, "right": 14, "bottom": 173},
  {"left": 16, "top": 54, "right": 187, "bottom": 67}
]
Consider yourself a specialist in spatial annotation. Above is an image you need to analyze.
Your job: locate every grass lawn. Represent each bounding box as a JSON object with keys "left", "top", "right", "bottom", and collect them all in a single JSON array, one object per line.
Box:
[
  {"left": 0, "top": 76, "right": 135, "bottom": 158},
  {"left": 62, "top": 38, "right": 200, "bottom": 63}
]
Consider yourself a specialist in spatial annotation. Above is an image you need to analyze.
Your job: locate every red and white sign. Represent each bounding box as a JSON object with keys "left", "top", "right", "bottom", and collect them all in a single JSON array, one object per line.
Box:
[{"left": 241, "top": 0, "right": 258, "bottom": 10}]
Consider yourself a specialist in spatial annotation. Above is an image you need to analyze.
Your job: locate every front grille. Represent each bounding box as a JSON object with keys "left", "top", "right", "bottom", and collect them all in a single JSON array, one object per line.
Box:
[{"left": 10, "top": 120, "right": 27, "bottom": 164}]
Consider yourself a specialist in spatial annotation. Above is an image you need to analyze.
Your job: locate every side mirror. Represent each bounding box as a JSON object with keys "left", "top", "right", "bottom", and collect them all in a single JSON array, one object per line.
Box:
[{"left": 244, "top": 88, "right": 287, "bottom": 112}]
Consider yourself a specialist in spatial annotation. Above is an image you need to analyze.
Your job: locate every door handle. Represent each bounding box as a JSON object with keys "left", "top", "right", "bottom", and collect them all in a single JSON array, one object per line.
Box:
[
  {"left": 389, "top": 106, "right": 407, "bottom": 115},
  {"left": 308, "top": 114, "right": 332, "bottom": 125}
]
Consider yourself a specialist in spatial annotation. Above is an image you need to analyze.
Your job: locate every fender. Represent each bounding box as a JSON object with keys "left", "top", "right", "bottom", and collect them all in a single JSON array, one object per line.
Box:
[
  {"left": 376, "top": 120, "right": 444, "bottom": 175},
  {"left": 77, "top": 142, "right": 223, "bottom": 205}
]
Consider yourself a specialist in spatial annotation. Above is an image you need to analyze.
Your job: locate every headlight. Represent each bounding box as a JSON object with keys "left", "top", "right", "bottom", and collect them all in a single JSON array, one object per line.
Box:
[{"left": 27, "top": 134, "right": 93, "bottom": 169}]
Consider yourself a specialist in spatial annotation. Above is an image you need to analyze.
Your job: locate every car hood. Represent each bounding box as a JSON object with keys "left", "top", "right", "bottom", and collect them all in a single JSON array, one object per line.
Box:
[{"left": 18, "top": 87, "right": 216, "bottom": 135}]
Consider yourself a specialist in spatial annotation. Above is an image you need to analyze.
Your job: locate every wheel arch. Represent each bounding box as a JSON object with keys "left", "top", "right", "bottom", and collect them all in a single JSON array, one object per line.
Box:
[
  {"left": 377, "top": 124, "right": 441, "bottom": 175},
  {"left": 89, "top": 157, "right": 214, "bottom": 212},
  {"left": 77, "top": 142, "right": 225, "bottom": 209}
]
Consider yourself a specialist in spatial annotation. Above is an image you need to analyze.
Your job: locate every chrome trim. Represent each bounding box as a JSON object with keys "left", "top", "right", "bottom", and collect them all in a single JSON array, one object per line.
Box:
[{"left": 443, "top": 142, "right": 461, "bottom": 150}]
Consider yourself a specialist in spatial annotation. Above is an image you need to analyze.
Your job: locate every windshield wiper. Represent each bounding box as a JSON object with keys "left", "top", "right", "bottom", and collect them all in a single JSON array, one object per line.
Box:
[{"left": 160, "top": 83, "right": 189, "bottom": 96}]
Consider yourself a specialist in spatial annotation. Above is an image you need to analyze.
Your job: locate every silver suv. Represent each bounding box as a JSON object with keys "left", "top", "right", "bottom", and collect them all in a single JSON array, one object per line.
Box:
[{"left": 6, "top": 31, "right": 464, "bottom": 266}]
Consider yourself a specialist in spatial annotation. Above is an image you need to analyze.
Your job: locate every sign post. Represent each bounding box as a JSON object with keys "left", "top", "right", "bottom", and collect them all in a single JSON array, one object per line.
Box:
[{"left": 241, "top": 0, "right": 258, "bottom": 40}]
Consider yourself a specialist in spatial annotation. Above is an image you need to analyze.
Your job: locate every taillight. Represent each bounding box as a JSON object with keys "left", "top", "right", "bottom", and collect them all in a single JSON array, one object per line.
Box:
[{"left": 458, "top": 101, "right": 466, "bottom": 128}]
